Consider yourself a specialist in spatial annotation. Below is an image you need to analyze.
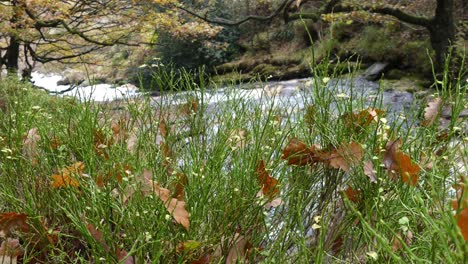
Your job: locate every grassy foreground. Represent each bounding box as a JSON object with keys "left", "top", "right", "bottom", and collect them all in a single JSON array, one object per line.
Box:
[{"left": 0, "top": 65, "right": 467, "bottom": 263}]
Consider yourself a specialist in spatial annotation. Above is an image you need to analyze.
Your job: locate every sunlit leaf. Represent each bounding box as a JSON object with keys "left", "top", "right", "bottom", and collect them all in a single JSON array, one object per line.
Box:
[
  {"left": 51, "top": 162, "right": 84, "bottom": 188},
  {"left": 422, "top": 97, "right": 442, "bottom": 126},
  {"left": 0, "top": 213, "right": 29, "bottom": 238}
]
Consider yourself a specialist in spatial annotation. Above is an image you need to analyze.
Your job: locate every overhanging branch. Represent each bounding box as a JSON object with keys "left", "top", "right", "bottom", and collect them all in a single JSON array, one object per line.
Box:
[{"left": 177, "top": 0, "right": 295, "bottom": 26}]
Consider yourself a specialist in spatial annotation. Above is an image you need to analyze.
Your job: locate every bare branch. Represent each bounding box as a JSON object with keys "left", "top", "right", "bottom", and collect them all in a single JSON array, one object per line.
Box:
[{"left": 177, "top": 0, "right": 295, "bottom": 26}]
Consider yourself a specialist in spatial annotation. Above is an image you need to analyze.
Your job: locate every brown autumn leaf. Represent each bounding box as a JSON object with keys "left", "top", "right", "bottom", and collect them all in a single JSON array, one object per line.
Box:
[
  {"left": 391, "top": 233, "right": 403, "bottom": 251},
  {"left": 126, "top": 132, "right": 138, "bottom": 154},
  {"left": 93, "top": 128, "right": 111, "bottom": 159},
  {"left": 87, "top": 223, "right": 135, "bottom": 263},
  {"left": 0, "top": 238, "right": 22, "bottom": 264},
  {"left": 22, "top": 127, "right": 41, "bottom": 165},
  {"left": 343, "top": 186, "right": 362, "bottom": 204},
  {"left": 342, "top": 108, "right": 385, "bottom": 131},
  {"left": 191, "top": 253, "right": 211, "bottom": 264},
  {"left": 144, "top": 170, "right": 190, "bottom": 230},
  {"left": 0, "top": 213, "right": 29, "bottom": 238},
  {"left": 256, "top": 160, "right": 279, "bottom": 197},
  {"left": 96, "top": 163, "right": 131, "bottom": 187},
  {"left": 225, "top": 233, "right": 251, "bottom": 264},
  {"left": 173, "top": 172, "right": 188, "bottom": 201},
  {"left": 87, "top": 223, "right": 110, "bottom": 252},
  {"left": 394, "top": 151, "right": 420, "bottom": 186},
  {"left": 383, "top": 139, "right": 402, "bottom": 180},
  {"left": 383, "top": 139, "right": 420, "bottom": 186},
  {"left": 405, "top": 230, "right": 414, "bottom": 247},
  {"left": 116, "top": 248, "right": 136, "bottom": 264},
  {"left": 456, "top": 208, "right": 468, "bottom": 241},
  {"left": 0, "top": 98, "right": 6, "bottom": 113},
  {"left": 452, "top": 176, "right": 468, "bottom": 210},
  {"left": 49, "top": 136, "right": 62, "bottom": 150},
  {"left": 323, "top": 142, "right": 364, "bottom": 172},
  {"left": 422, "top": 97, "right": 442, "bottom": 126},
  {"left": 281, "top": 138, "right": 321, "bottom": 166},
  {"left": 51, "top": 162, "right": 84, "bottom": 188},
  {"left": 159, "top": 119, "right": 168, "bottom": 138},
  {"left": 364, "top": 160, "right": 377, "bottom": 183},
  {"left": 111, "top": 117, "right": 129, "bottom": 144},
  {"left": 182, "top": 97, "right": 199, "bottom": 115},
  {"left": 227, "top": 129, "right": 248, "bottom": 149}
]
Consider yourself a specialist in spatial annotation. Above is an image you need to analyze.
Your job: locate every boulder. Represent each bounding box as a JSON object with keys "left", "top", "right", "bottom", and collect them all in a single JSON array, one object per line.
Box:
[{"left": 363, "top": 62, "right": 390, "bottom": 81}]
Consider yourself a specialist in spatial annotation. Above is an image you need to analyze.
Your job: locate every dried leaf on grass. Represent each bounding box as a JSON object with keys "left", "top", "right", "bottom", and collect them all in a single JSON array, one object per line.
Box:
[
  {"left": 457, "top": 208, "right": 468, "bottom": 241},
  {"left": 322, "top": 142, "right": 364, "bottom": 172},
  {"left": 364, "top": 160, "right": 377, "bottom": 183},
  {"left": 281, "top": 138, "right": 321, "bottom": 166},
  {"left": 182, "top": 98, "right": 199, "bottom": 115},
  {"left": 143, "top": 170, "right": 190, "bottom": 230},
  {"left": 87, "top": 223, "right": 135, "bottom": 263},
  {"left": 422, "top": 97, "right": 442, "bottom": 126},
  {"left": 391, "top": 233, "right": 403, "bottom": 251},
  {"left": 213, "top": 233, "right": 251, "bottom": 264},
  {"left": 342, "top": 108, "right": 385, "bottom": 131},
  {"left": 255, "top": 160, "right": 282, "bottom": 208},
  {"left": 452, "top": 177, "right": 468, "bottom": 241},
  {"left": 0, "top": 238, "right": 21, "bottom": 264},
  {"left": 0, "top": 213, "right": 29, "bottom": 238},
  {"left": 343, "top": 186, "right": 362, "bottom": 204},
  {"left": 111, "top": 117, "right": 129, "bottom": 144},
  {"left": 159, "top": 119, "right": 168, "bottom": 138},
  {"left": 226, "top": 234, "right": 251, "bottom": 264},
  {"left": 383, "top": 139, "right": 420, "bottom": 186},
  {"left": 126, "top": 132, "right": 138, "bottom": 154},
  {"left": 227, "top": 129, "right": 248, "bottom": 149},
  {"left": 51, "top": 162, "right": 84, "bottom": 188},
  {"left": 22, "top": 127, "right": 41, "bottom": 165}
]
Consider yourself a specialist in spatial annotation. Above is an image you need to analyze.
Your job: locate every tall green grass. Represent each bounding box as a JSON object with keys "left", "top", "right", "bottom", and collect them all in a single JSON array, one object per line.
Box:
[{"left": 0, "top": 59, "right": 466, "bottom": 263}]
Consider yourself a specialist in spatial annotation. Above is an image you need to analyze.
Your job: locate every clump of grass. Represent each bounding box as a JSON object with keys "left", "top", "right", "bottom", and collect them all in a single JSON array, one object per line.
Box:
[{"left": 0, "top": 59, "right": 466, "bottom": 263}]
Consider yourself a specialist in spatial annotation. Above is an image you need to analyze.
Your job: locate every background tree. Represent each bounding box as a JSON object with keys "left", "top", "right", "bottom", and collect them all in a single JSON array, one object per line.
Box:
[
  {"left": 0, "top": 0, "right": 217, "bottom": 79},
  {"left": 179, "top": 0, "right": 464, "bottom": 72}
]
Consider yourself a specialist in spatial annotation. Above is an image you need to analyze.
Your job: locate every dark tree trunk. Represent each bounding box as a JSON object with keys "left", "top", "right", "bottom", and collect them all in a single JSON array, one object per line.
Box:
[
  {"left": 5, "top": 36, "right": 20, "bottom": 76},
  {"left": 428, "top": 0, "right": 455, "bottom": 72}
]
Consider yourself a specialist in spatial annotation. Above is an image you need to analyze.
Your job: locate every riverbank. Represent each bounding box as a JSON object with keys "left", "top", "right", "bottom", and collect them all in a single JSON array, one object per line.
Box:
[{"left": 1, "top": 69, "right": 467, "bottom": 262}]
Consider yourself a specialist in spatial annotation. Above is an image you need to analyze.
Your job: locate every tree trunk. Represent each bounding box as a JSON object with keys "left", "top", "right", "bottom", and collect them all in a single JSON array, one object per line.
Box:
[
  {"left": 428, "top": 0, "right": 455, "bottom": 72},
  {"left": 5, "top": 36, "right": 20, "bottom": 76},
  {"left": 6, "top": 1, "right": 21, "bottom": 77}
]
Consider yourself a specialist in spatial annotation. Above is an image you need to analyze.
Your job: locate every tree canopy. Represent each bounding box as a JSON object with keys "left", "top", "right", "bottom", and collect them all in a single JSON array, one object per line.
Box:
[{"left": 0, "top": 0, "right": 219, "bottom": 77}]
